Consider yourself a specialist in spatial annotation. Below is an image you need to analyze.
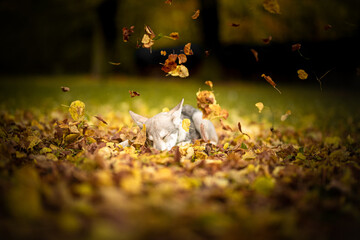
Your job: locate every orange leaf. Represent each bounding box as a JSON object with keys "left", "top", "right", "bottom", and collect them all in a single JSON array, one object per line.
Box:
[
  {"left": 169, "top": 32, "right": 179, "bottom": 40},
  {"left": 192, "top": 10, "right": 200, "bottom": 20},
  {"left": 205, "top": 81, "right": 213, "bottom": 89},
  {"left": 261, "top": 74, "right": 281, "bottom": 94},
  {"left": 184, "top": 43, "right": 193, "bottom": 55},
  {"left": 178, "top": 54, "right": 187, "bottom": 64},
  {"left": 250, "top": 49, "right": 259, "bottom": 62}
]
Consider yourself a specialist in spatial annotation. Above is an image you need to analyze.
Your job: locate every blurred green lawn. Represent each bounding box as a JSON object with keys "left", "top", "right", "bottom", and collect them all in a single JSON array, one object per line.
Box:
[{"left": 0, "top": 75, "right": 359, "bottom": 137}]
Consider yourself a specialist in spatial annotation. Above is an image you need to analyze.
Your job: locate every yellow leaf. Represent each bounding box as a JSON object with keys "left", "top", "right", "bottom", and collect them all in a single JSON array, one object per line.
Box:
[
  {"left": 280, "top": 110, "right": 292, "bottom": 121},
  {"left": 69, "top": 100, "right": 85, "bottom": 121},
  {"left": 168, "top": 65, "right": 189, "bottom": 78},
  {"left": 133, "top": 124, "right": 147, "bottom": 146},
  {"left": 263, "top": 0, "right": 281, "bottom": 14},
  {"left": 162, "top": 107, "right": 169, "bottom": 112},
  {"left": 40, "top": 147, "right": 52, "bottom": 154},
  {"left": 169, "top": 32, "right": 179, "bottom": 40},
  {"left": 182, "top": 119, "right": 191, "bottom": 132},
  {"left": 255, "top": 102, "right": 264, "bottom": 113},
  {"left": 27, "top": 136, "right": 41, "bottom": 150},
  {"left": 15, "top": 151, "right": 27, "bottom": 158},
  {"left": 297, "top": 69, "right": 308, "bottom": 80},
  {"left": 65, "top": 133, "right": 79, "bottom": 143}
]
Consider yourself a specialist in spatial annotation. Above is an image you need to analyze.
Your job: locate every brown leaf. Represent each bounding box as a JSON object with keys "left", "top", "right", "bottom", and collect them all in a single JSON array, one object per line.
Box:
[
  {"left": 133, "top": 124, "right": 147, "bottom": 146},
  {"left": 250, "top": 49, "right": 259, "bottom": 62},
  {"left": 324, "top": 24, "right": 332, "bottom": 31},
  {"left": 231, "top": 23, "right": 240, "bottom": 27},
  {"left": 184, "top": 43, "right": 193, "bottom": 55},
  {"left": 291, "top": 43, "right": 301, "bottom": 52},
  {"left": 205, "top": 50, "right": 210, "bottom": 57},
  {"left": 262, "top": 35, "right": 272, "bottom": 44},
  {"left": 94, "top": 116, "right": 108, "bottom": 125},
  {"left": 108, "top": 62, "right": 121, "bottom": 65},
  {"left": 122, "top": 26, "right": 134, "bottom": 42},
  {"left": 238, "top": 122, "right": 250, "bottom": 138},
  {"left": 220, "top": 119, "right": 233, "bottom": 131},
  {"left": 178, "top": 54, "right": 187, "bottom": 64},
  {"left": 61, "top": 86, "right": 70, "bottom": 92},
  {"left": 192, "top": 10, "right": 200, "bottom": 20},
  {"left": 144, "top": 25, "right": 156, "bottom": 39},
  {"left": 161, "top": 54, "right": 178, "bottom": 73},
  {"left": 169, "top": 32, "right": 179, "bottom": 40},
  {"left": 261, "top": 74, "right": 281, "bottom": 94},
  {"left": 129, "top": 90, "right": 140, "bottom": 98},
  {"left": 164, "top": 0, "right": 172, "bottom": 5}
]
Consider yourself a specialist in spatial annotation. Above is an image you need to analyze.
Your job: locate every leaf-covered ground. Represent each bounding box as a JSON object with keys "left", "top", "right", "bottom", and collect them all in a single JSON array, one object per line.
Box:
[{"left": 1, "top": 76, "right": 360, "bottom": 240}]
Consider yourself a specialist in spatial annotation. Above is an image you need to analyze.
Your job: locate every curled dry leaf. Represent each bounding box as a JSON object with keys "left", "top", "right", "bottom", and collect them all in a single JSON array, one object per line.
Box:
[
  {"left": 192, "top": 10, "right": 200, "bottom": 20},
  {"left": 263, "top": 0, "right": 281, "bottom": 14},
  {"left": 144, "top": 25, "right": 156, "bottom": 39},
  {"left": 182, "top": 119, "right": 191, "bottom": 132},
  {"left": 160, "top": 50, "right": 167, "bottom": 56},
  {"left": 161, "top": 54, "right": 178, "bottom": 73},
  {"left": 255, "top": 102, "right": 264, "bottom": 113},
  {"left": 168, "top": 65, "right": 189, "bottom": 78},
  {"left": 178, "top": 54, "right": 187, "bottom": 64},
  {"left": 94, "top": 116, "right": 108, "bottom": 125},
  {"left": 169, "top": 32, "right": 179, "bottom": 40},
  {"left": 184, "top": 43, "right": 194, "bottom": 55},
  {"left": 129, "top": 90, "right": 140, "bottom": 98},
  {"left": 133, "top": 124, "right": 146, "bottom": 146},
  {"left": 297, "top": 69, "right": 308, "bottom": 80},
  {"left": 61, "top": 86, "right": 70, "bottom": 92},
  {"left": 261, "top": 74, "right": 281, "bottom": 94},
  {"left": 196, "top": 90, "right": 228, "bottom": 120},
  {"left": 238, "top": 122, "right": 250, "bottom": 139},
  {"left": 205, "top": 81, "right": 213, "bottom": 89},
  {"left": 141, "top": 34, "right": 154, "bottom": 48},
  {"left": 122, "top": 26, "right": 134, "bottom": 42},
  {"left": 250, "top": 49, "right": 259, "bottom": 62}
]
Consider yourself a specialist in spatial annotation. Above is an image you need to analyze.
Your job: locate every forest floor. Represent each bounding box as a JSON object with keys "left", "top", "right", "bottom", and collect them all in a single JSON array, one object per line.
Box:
[{"left": 0, "top": 75, "right": 360, "bottom": 240}]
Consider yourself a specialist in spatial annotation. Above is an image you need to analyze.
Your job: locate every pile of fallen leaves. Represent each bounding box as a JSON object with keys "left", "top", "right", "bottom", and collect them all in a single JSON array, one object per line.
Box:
[{"left": 1, "top": 94, "right": 360, "bottom": 240}]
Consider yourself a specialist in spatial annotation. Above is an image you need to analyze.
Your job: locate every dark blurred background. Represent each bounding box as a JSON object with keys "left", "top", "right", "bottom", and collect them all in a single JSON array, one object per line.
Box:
[{"left": 0, "top": 0, "right": 359, "bottom": 82}]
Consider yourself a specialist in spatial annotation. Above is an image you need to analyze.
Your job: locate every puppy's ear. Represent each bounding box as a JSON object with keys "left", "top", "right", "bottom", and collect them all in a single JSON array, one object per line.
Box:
[
  {"left": 169, "top": 99, "right": 184, "bottom": 125},
  {"left": 129, "top": 111, "right": 148, "bottom": 129}
]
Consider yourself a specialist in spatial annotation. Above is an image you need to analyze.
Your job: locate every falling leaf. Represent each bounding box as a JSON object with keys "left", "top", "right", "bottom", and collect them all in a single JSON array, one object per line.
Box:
[
  {"left": 238, "top": 122, "right": 250, "bottom": 138},
  {"left": 108, "top": 62, "right": 121, "bottom": 65},
  {"left": 122, "top": 26, "right": 134, "bottom": 42},
  {"left": 161, "top": 54, "right": 178, "bottom": 73},
  {"left": 129, "top": 90, "right": 140, "bottom": 98},
  {"left": 261, "top": 74, "right": 281, "bottom": 94},
  {"left": 184, "top": 43, "right": 194, "bottom": 55},
  {"left": 160, "top": 50, "right": 167, "bottom": 56},
  {"left": 144, "top": 25, "right": 156, "bottom": 39},
  {"left": 250, "top": 49, "right": 259, "bottom": 62},
  {"left": 291, "top": 43, "right": 301, "bottom": 52},
  {"left": 324, "top": 24, "right": 332, "bottom": 31},
  {"left": 133, "top": 124, "right": 146, "bottom": 146},
  {"left": 262, "top": 35, "right": 272, "bottom": 44},
  {"left": 280, "top": 110, "right": 292, "bottom": 121},
  {"left": 255, "top": 102, "right": 264, "bottom": 113},
  {"left": 168, "top": 65, "right": 189, "bottom": 78},
  {"left": 94, "top": 116, "right": 108, "bottom": 125},
  {"left": 205, "top": 50, "right": 210, "bottom": 57},
  {"left": 192, "top": 10, "right": 200, "bottom": 20},
  {"left": 69, "top": 100, "right": 85, "bottom": 121},
  {"left": 231, "top": 23, "right": 240, "bottom": 27},
  {"left": 182, "top": 119, "right": 191, "bottom": 132},
  {"left": 205, "top": 81, "right": 213, "bottom": 89},
  {"left": 297, "top": 69, "right": 308, "bottom": 80},
  {"left": 178, "top": 54, "right": 187, "bottom": 64},
  {"left": 141, "top": 34, "right": 154, "bottom": 48},
  {"left": 263, "top": 0, "right": 281, "bottom": 14},
  {"left": 61, "top": 86, "right": 70, "bottom": 92},
  {"left": 196, "top": 90, "right": 228, "bottom": 119},
  {"left": 169, "top": 32, "right": 179, "bottom": 40},
  {"left": 164, "top": 0, "right": 172, "bottom": 5}
]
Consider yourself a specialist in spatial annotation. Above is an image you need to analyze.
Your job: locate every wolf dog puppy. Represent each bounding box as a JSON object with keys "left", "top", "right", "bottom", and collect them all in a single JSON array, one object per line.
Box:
[{"left": 128, "top": 99, "right": 218, "bottom": 151}]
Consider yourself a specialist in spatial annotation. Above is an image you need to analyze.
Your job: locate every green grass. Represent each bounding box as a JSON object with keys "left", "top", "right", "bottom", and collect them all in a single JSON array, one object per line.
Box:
[{"left": 0, "top": 75, "right": 359, "bottom": 136}]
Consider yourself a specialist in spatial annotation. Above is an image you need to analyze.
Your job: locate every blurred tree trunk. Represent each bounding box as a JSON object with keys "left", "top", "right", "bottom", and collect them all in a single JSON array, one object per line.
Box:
[
  {"left": 199, "top": 0, "right": 221, "bottom": 79},
  {"left": 92, "top": 0, "right": 119, "bottom": 79}
]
